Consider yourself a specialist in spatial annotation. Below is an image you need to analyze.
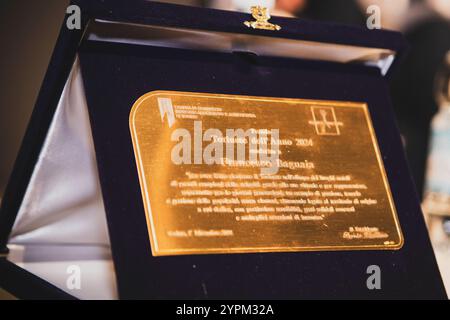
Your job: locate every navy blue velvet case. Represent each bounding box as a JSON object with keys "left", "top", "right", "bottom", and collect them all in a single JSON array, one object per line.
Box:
[{"left": 0, "top": 0, "right": 446, "bottom": 299}]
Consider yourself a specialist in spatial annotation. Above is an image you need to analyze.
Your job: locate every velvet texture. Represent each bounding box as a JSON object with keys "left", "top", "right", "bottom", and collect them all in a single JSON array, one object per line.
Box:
[{"left": 79, "top": 40, "right": 445, "bottom": 299}]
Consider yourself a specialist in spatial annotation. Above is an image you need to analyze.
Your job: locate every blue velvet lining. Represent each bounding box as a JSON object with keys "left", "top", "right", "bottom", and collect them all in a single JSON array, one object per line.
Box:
[{"left": 79, "top": 40, "right": 445, "bottom": 299}]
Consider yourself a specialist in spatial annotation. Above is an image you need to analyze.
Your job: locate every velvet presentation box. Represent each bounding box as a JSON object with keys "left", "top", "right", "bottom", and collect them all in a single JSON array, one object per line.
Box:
[{"left": 0, "top": 0, "right": 446, "bottom": 299}]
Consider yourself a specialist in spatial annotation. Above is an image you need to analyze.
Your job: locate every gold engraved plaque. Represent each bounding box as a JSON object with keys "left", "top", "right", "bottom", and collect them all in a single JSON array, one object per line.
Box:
[{"left": 130, "top": 91, "right": 403, "bottom": 256}]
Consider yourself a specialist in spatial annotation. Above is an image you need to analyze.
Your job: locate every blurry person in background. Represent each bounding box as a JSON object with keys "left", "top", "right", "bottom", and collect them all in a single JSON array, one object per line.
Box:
[
  {"left": 390, "top": 0, "right": 450, "bottom": 198},
  {"left": 423, "top": 52, "right": 450, "bottom": 242},
  {"left": 273, "top": 0, "right": 307, "bottom": 17},
  {"left": 301, "top": 0, "right": 365, "bottom": 24}
]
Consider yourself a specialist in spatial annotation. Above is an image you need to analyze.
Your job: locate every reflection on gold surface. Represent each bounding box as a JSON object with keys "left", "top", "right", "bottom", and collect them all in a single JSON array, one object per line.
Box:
[
  {"left": 0, "top": 288, "right": 17, "bottom": 300},
  {"left": 130, "top": 91, "right": 403, "bottom": 256}
]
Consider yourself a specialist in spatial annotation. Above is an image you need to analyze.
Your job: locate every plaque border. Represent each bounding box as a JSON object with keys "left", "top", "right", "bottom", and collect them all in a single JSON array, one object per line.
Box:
[{"left": 130, "top": 90, "right": 404, "bottom": 256}]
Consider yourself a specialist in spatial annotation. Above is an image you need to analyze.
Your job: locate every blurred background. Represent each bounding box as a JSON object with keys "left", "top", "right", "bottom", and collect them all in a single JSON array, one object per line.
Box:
[{"left": 0, "top": 0, "right": 449, "bottom": 234}]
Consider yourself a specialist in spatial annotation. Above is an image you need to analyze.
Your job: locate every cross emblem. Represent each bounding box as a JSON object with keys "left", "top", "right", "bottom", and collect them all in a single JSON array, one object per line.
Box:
[{"left": 308, "top": 106, "right": 343, "bottom": 135}]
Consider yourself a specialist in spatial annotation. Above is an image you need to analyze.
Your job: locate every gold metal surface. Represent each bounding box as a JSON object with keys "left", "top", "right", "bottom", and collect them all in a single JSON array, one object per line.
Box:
[
  {"left": 130, "top": 91, "right": 403, "bottom": 256},
  {"left": 0, "top": 288, "right": 16, "bottom": 300},
  {"left": 244, "top": 6, "right": 281, "bottom": 31}
]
